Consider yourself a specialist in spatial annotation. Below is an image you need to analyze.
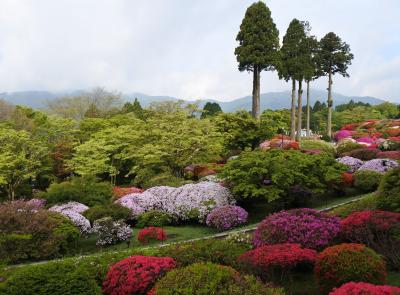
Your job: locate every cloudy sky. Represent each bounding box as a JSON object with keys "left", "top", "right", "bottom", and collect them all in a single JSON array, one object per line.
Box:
[{"left": 0, "top": 0, "right": 399, "bottom": 102}]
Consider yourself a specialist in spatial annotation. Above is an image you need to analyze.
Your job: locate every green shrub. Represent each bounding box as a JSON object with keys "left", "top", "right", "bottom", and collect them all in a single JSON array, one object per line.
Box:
[
  {"left": 336, "top": 141, "right": 365, "bottom": 156},
  {"left": 0, "top": 261, "right": 101, "bottom": 295},
  {"left": 223, "top": 150, "right": 347, "bottom": 203},
  {"left": 134, "top": 169, "right": 191, "bottom": 189},
  {"left": 157, "top": 239, "right": 251, "bottom": 268},
  {"left": 83, "top": 203, "right": 131, "bottom": 224},
  {"left": 40, "top": 176, "right": 113, "bottom": 206},
  {"left": 377, "top": 168, "right": 400, "bottom": 213},
  {"left": 152, "top": 262, "right": 285, "bottom": 295},
  {"left": 300, "top": 140, "right": 336, "bottom": 156},
  {"left": 329, "top": 193, "right": 377, "bottom": 218},
  {"left": 0, "top": 202, "right": 79, "bottom": 264},
  {"left": 353, "top": 170, "right": 383, "bottom": 192},
  {"left": 136, "top": 210, "right": 174, "bottom": 228},
  {"left": 349, "top": 148, "right": 380, "bottom": 160}
]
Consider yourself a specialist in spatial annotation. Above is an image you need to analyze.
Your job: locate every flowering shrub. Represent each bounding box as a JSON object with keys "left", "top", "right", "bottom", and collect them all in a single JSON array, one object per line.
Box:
[
  {"left": 26, "top": 198, "right": 47, "bottom": 209},
  {"left": 137, "top": 227, "right": 167, "bottom": 244},
  {"left": 49, "top": 202, "right": 91, "bottom": 234},
  {"left": 330, "top": 282, "right": 400, "bottom": 295},
  {"left": 335, "top": 130, "right": 354, "bottom": 141},
  {"left": 206, "top": 205, "right": 248, "bottom": 230},
  {"left": 151, "top": 262, "right": 285, "bottom": 295},
  {"left": 112, "top": 186, "right": 143, "bottom": 199},
  {"left": 253, "top": 208, "right": 341, "bottom": 249},
  {"left": 358, "top": 159, "right": 399, "bottom": 173},
  {"left": 341, "top": 172, "right": 354, "bottom": 186},
  {"left": 225, "top": 232, "right": 253, "bottom": 246},
  {"left": 92, "top": 217, "right": 132, "bottom": 246},
  {"left": 356, "top": 137, "right": 375, "bottom": 144},
  {"left": 315, "top": 243, "right": 387, "bottom": 294},
  {"left": 102, "top": 255, "right": 176, "bottom": 295},
  {"left": 377, "top": 151, "right": 400, "bottom": 160},
  {"left": 238, "top": 243, "right": 317, "bottom": 282},
  {"left": 341, "top": 210, "right": 400, "bottom": 268},
  {"left": 336, "top": 156, "right": 364, "bottom": 173}
]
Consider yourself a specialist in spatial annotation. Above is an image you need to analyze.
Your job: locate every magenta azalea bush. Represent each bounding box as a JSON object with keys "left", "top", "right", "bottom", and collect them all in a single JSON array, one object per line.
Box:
[
  {"left": 116, "top": 182, "right": 236, "bottom": 223},
  {"left": 335, "top": 130, "right": 354, "bottom": 141},
  {"left": 336, "top": 156, "right": 364, "bottom": 173},
  {"left": 358, "top": 159, "right": 399, "bottom": 173},
  {"left": 206, "top": 205, "right": 248, "bottom": 230},
  {"left": 253, "top": 208, "right": 341, "bottom": 250}
]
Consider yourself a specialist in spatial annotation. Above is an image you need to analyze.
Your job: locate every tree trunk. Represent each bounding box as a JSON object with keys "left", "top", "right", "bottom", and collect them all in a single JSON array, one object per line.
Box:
[
  {"left": 296, "top": 80, "right": 303, "bottom": 142},
  {"left": 252, "top": 65, "right": 261, "bottom": 120},
  {"left": 306, "top": 80, "right": 311, "bottom": 137},
  {"left": 290, "top": 79, "right": 296, "bottom": 139},
  {"left": 7, "top": 185, "right": 15, "bottom": 202},
  {"left": 327, "top": 69, "right": 333, "bottom": 138}
]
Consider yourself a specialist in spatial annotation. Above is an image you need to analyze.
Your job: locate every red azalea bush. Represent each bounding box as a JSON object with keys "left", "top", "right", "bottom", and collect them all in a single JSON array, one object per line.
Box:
[
  {"left": 253, "top": 208, "right": 341, "bottom": 250},
  {"left": 377, "top": 151, "right": 400, "bottom": 160},
  {"left": 137, "top": 227, "right": 167, "bottom": 244},
  {"left": 315, "top": 243, "right": 387, "bottom": 294},
  {"left": 341, "top": 123, "right": 359, "bottom": 131},
  {"left": 341, "top": 210, "right": 400, "bottom": 268},
  {"left": 113, "top": 186, "right": 144, "bottom": 199},
  {"left": 238, "top": 243, "right": 317, "bottom": 281},
  {"left": 341, "top": 172, "right": 354, "bottom": 186},
  {"left": 102, "top": 255, "right": 176, "bottom": 295},
  {"left": 330, "top": 282, "right": 400, "bottom": 295}
]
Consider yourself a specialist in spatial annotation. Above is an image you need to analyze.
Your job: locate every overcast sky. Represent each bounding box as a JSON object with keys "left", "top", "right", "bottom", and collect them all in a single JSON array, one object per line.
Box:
[{"left": 0, "top": 0, "right": 399, "bottom": 102}]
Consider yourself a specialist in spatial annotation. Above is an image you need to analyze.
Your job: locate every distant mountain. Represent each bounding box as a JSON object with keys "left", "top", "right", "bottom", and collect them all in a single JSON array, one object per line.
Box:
[{"left": 1, "top": 89, "right": 388, "bottom": 112}]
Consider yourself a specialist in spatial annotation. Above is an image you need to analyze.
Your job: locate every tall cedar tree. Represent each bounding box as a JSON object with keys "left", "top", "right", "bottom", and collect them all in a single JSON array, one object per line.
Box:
[
  {"left": 318, "top": 32, "right": 353, "bottom": 138},
  {"left": 279, "top": 19, "right": 308, "bottom": 139},
  {"left": 235, "top": 2, "right": 280, "bottom": 120},
  {"left": 201, "top": 102, "right": 222, "bottom": 119}
]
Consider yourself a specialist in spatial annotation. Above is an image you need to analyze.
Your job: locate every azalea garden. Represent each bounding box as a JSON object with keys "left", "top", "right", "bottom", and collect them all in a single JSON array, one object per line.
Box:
[{"left": 1, "top": 1, "right": 400, "bottom": 295}]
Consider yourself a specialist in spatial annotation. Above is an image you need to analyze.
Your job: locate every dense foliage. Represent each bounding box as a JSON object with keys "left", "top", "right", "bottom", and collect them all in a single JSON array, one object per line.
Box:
[
  {"left": 83, "top": 203, "right": 131, "bottom": 224},
  {"left": 92, "top": 217, "right": 132, "bottom": 246},
  {"left": 354, "top": 170, "right": 383, "bottom": 192},
  {"left": 377, "top": 168, "right": 400, "bottom": 213},
  {"left": 253, "top": 208, "right": 341, "bottom": 249},
  {"left": 329, "top": 282, "right": 400, "bottom": 295},
  {"left": 206, "top": 205, "right": 248, "bottom": 230},
  {"left": 136, "top": 210, "right": 174, "bottom": 228},
  {"left": 223, "top": 150, "right": 347, "bottom": 203},
  {"left": 315, "top": 243, "right": 387, "bottom": 294},
  {"left": 102, "top": 255, "right": 176, "bottom": 295}
]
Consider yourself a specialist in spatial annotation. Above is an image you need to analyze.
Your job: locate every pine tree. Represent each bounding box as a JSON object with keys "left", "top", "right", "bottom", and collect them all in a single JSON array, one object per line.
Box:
[
  {"left": 235, "top": 2, "right": 280, "bottom": 120},
  {"left": 317, "top": 32, "right": 354, "bottom": 138},
  {"left": 201, "top": 102, "right": 222, "bottom": 119}
]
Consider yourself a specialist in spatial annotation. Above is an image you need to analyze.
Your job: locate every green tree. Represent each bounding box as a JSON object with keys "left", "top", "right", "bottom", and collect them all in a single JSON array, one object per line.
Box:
[
  {"left": 260, "top": 109, "right": 290, "bottom": 139},
  {"left": 317, "top": 32, "right": 354, "bottom": 138},
  {"left": 201, "top": 102, "right": 223, "bottom": 119},
  {"left": 235, "top": 1, "right": 280, "bottom": 120},
  {"left": 0, "top": 128, "right": 47, "bottom": 200},
  {"left": 373, "top": 102, "right": 399, "bottom": 119}
]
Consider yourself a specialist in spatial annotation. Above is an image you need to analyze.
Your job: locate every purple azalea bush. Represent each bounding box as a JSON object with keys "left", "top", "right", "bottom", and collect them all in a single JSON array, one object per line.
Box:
[
  {"left": 253, "top": 208, "right": 341, "bottom": 250},
  {"left": 358, "top": 158, "right": 399, "bottom": 173},
  {"left": 26, "top": 198, "right": 47, "bottom": 209},
  {"left": 206, "top": 205, "right": 248, "bottom": 230},
  {"left": 336, "top": 156, "right": 364, "bottom": 173},
  {"left": 92, "top": 217, "right": 132, "bottom": 246},
  {"left": 49, "top": 202, "right": 91, "bottom": 234},
  {"left": 49, "top": 201, "right": 89, "bottom": 214},
  {"left": 115, "top": 182, "right": 236, "bottom": 223}
]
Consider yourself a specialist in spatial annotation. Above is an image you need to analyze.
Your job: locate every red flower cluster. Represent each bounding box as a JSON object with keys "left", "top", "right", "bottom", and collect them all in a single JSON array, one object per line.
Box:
[
  {"left": 341, "top": 123, "right": 359, "bottom": 131},
  {"left": 113, "top": 186, "right": 144, "bottom": 199},
  {"left": 137, "top": 227, "right": 167, "bottom": 244},
  {"left": 341, "top": 172, "right": 354, "bottom": 186},
  {"left": 102, "top": 255, "right": 176, "bottom": 295},
  {"left": 315, "top": 243, "right": 387, "bottom": 294},
  {"left": 378, "top": 151, "right": 400, "bottom": 160},
  {"left": 238, "top": 243, "right": 317, "bottom": 280},
  {"left": 330, "top": 282, "right": 400, "bottom": 295}
]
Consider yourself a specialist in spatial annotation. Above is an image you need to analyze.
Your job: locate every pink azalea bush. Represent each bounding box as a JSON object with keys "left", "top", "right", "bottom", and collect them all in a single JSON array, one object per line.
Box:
[
  {"left": 335, "top": 130, "right": 354, "bottom": 141},
  {"left": 329, "top": 282, "right": 400, "bottom": 295},
  {"left": 253, "top": 208, "right": 341, "bottom": 249},
  {"left": 206, "top": 205, "right": 248, "bottom": 230}
]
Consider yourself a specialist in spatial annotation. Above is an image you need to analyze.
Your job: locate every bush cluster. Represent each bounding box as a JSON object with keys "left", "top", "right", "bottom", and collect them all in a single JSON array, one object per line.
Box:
[
  {"left": 353, "top": 170, "right": 383, "bottom": 192},
  {"left": 83, "top": 204, "right": 131, "bottom": 225},
  {"left": 253, "top": 208, "right": 341, "bottom": 250},
  {"left": 349, "top": 148, "right": 380, "bottom": 160},
  {"left": 315, "top": 243, "right": 387, "bottom": 294},
  {"left": 137, "top": 227, "right": 167, "bottom": 244},
  {"left": 150, "top": 262, "right": 285, "bottom": 295},
  {"left": 299, "top": 140, "right": 336, "bottom": 156},
  {"left": 102, "top": 255, "right": 176, "bottom": 295},
  {"left": 206, "top": 205, "right": 248, "bottom": 231},
  {"left": 136, "top": 210, "right": 174, "bottom": 228},
  {"left": 377, "top": 167, "right": 400, "bottom": 213}
]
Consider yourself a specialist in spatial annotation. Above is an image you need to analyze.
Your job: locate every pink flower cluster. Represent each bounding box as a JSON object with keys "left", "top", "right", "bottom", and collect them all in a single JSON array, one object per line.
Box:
[
  {"left": 206, "top": 205, "right": 248, "bottom": 230},
  {"left": 329, "top": 282, "right": 400, "bottom": 295}
]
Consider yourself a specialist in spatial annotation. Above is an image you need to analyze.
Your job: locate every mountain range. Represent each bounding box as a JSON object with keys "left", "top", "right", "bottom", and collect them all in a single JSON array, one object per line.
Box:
[{"left": 0, "top": 89, "right": 388, "bottom": 112}]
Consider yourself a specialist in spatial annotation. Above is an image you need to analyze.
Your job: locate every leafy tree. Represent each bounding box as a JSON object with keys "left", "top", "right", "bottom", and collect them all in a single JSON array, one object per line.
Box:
[
  {"left": 201, "top": 102, "right": 222, "bottom": 119},
  {"left": 260, "top": 109, "right": 290, "bottom": 139},
  {"left": 335, "top": 100, "right": 370, "bottom": 112},
  {"left": 317, "top": 32, "right": 354, "bottom": 138},
  {"left": 373, "top": 102, "right": 399, "bottom": 119},
  {"left": 0, "top": 128, "right": 47, "bottom": 200},
  {"left": 235, "top": 1, "right": 280, "bottom": 120},
  {"left": 122, "top": 98, "right": 144, "bottom": 118},
  {"left": 333, "top": 106, "right": 384, "bottom": 130}
]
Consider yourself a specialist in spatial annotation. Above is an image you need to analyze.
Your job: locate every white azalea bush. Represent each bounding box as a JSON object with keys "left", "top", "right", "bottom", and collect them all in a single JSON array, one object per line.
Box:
[
  {"left": 92, "top": 217, "right": 132, "bottom": 246},
  {"left": 49, "top": 201, "right": 91, "bottom": 234},
  {"left": 115, "top": 182, "right": 235, "bottom": 223}
]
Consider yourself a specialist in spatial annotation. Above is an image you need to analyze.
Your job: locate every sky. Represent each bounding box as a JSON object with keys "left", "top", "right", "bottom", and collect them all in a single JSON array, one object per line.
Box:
[{"left": 0, "top": 0, "right": 399, "bottom": 102}]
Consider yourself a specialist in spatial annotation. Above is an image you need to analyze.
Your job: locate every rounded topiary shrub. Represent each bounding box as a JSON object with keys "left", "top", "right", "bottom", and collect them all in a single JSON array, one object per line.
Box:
[
  {"left": 102, "top": 256, "right": 176, "bottom": 295},
  {"left": 136, "top": 210, "right": 174, "bottom": 228},
  {"left": 329, "top": 282, "right": 400, "bottom": 295},
  {"left": 0, "top": 261, "right": 101, "bottom": 295},
  {"left": 238, "top": 243, "right": 317, "bottom": 282},
  {"left": 206, "top": 205, "right": 248, "bottom": 231},
  {"left": 137, "top": 227, "right": 167, "bottom": 244},
  {"left": 341, "top": 210, "right": 400, "bottom": 269},
  {"left": 83, "top": 203, "right": 131, "bottom": 225},
  {"left": 353, "top": 170, "right": 383, "bottom": 192},
  {"left": 150, "top": 262, "right": 285, "bottom": 295},
  {"left": 315, "top": 243, "right": 387, "bottom": 294},
  {"left": 157, "top": 239, "right": 250, "bottom": 268},
  {"left": 377, "top": 167, "right": 400, "bottom": 213},
  {"left": 253, "top": 208, "right": 341, "bottom": 250}
]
